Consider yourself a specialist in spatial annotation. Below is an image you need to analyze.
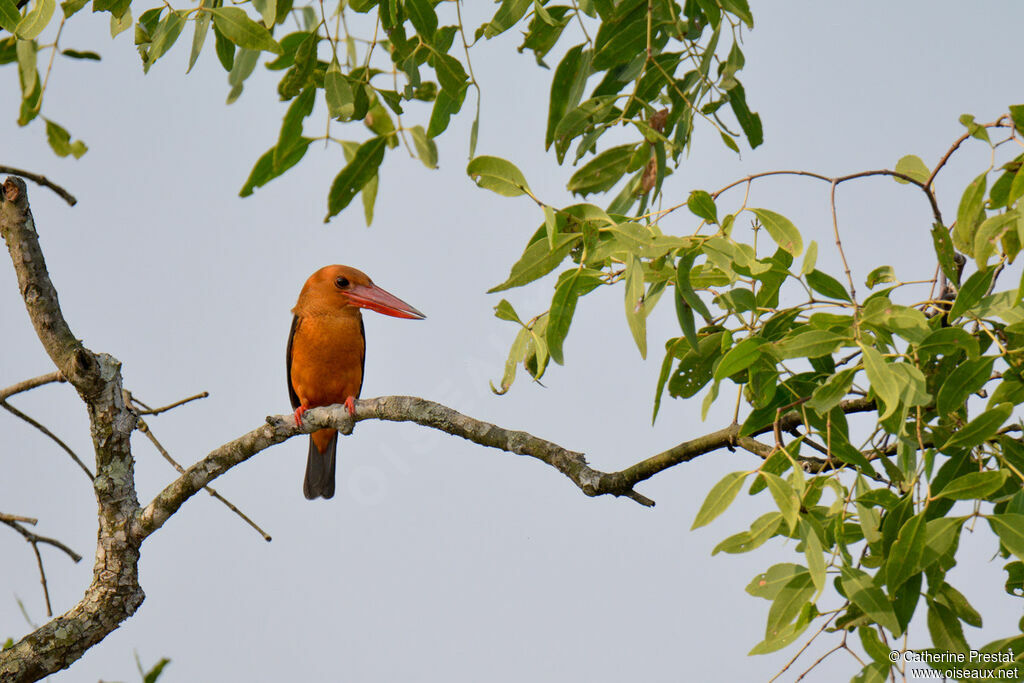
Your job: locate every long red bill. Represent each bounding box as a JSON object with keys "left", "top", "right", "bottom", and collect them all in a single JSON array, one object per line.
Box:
[{"left": 344, "top": 283, "right": 426, "bottom": 320}]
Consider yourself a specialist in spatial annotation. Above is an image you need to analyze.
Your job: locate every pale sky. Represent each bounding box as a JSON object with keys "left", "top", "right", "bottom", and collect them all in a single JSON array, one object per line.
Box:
[{"left": 2, "top": 2, "right": 1023, "bottom": 681}]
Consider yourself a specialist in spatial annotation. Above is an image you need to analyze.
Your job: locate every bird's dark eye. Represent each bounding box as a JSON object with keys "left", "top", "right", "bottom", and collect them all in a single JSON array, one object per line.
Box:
[{"left": 334, "top": 276, "right": 350, "bottom": 289}]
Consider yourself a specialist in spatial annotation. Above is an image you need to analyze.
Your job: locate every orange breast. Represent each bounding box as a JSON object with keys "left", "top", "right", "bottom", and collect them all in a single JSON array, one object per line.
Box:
[{"left": 289, "top": 314, "right": 365, "bottom": 409}]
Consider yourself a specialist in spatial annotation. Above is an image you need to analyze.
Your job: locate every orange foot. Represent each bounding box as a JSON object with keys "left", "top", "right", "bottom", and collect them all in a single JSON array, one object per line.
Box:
[
  {"left": 344, "top": 396, "right": 356, "bottom": 416},
  {"left": 294, "top": 405, "right": 308, "bottom": 426}
]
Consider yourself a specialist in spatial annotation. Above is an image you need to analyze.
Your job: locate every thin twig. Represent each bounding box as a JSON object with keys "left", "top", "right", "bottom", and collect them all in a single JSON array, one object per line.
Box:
[
  {"left": 0, "top": 513, "right": 38, "bottom": 525},
  {"left": 133, "top": 391, "right": 209, "bottom": 416},
  {"left": 0, "top": 371, "right": 64, "bottom": 401},
  {"left": 0, "top": 167, "right": 76, "bottom": 206},
  {"left": 1, "top": 401, "right": 95, "bottom": 480},
  {"left": 829, "top": 179, "right": 857, "bottom": 302},
  {"left": 133, "top": 410, "right": 271, "bottom": 542},
  {"left": 1, "top": 516, "right": 83, "bottom": 616}
]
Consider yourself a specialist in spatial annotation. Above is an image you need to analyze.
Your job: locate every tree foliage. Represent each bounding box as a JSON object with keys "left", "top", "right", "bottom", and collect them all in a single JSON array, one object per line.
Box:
[{"left": 2, "top": 0, "right": 1024, "bottom": 679}]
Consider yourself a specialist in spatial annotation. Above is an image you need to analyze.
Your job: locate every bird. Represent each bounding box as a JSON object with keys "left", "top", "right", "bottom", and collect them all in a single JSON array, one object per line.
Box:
[{"left": 287, "top": 265, "right": 425, "bottom": 499}]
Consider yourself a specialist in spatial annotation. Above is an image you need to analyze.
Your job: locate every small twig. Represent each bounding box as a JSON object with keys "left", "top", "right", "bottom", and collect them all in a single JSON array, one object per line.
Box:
[
  {"left": 769, "top": 612, "right": 840, "bottom": 683},
  {"left": 0, "top": 371, "right": 65, "bottom": 401},
  {"left": 133, "top": 391, "right": 209, "bottom": 416},
  {"left": 1, "top": 516, "right": 83, "bottom": 617},
  {"left": 830, "top": 179, "right": 857, "bottom": 302},
  {"left": 0, "top": 167, "right": 76, "bottom": 206},
  {"left": 1, "top": 401, "right": 95, "bottom": 480},
  {"left": 133, "top": 408, "right": 271, "bottom": 542},
  {"left": 0, "top": 513, "right": 38, "bottom": 525}
]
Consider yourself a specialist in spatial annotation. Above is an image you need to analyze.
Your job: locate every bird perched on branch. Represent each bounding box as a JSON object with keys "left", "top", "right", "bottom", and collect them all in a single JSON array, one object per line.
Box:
[{"left": 287, "top": 265, "right": 425, "bottom": 499}]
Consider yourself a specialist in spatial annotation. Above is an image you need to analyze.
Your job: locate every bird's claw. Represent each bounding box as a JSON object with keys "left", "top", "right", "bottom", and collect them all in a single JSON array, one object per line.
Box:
[
  {"left": 294, "top": 405, "right": 307, "bottom": 426},
  {"left": 344, "top": 396, "right": 356, "bottom": 416}
]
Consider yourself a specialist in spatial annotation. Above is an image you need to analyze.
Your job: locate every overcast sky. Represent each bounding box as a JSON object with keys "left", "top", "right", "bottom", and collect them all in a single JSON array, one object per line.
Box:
[{"left": 3, "top": 2, "right": 1023, "bottom": 681}]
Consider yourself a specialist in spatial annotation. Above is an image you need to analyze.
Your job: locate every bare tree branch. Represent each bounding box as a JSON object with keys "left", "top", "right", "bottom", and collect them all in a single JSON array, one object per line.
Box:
[
  {"left": 0, "top": 371, "right": 65, "bottom": 400},
  {"left": 1, "top": 400, "right": 95, "bottom": 480},
  {"left": 0, "top": 167, "right": 76, "bottom": 206},
  {"left": 1, "top": 177, "right": 143, "bottom": 682},
  {"left": 134, "top": 412, "right": 272, "bottom": 542},
  {"left": 1, "top": 515, "right": 83, "bottom": 618}
]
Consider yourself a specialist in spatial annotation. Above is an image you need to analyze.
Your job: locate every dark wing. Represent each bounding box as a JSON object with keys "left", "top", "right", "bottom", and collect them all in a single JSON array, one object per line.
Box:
[
  {"left": 286, "top": 315, "right": 301, "bottom": 410},
  {"left": 357, "top": 317, "right": 366, "bottom": 397}
]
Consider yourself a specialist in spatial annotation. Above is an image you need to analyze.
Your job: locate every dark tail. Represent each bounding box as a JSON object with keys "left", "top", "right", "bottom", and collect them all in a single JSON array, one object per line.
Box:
[{"left": 303, "top": 431, "right": 337, "bottom": 500}]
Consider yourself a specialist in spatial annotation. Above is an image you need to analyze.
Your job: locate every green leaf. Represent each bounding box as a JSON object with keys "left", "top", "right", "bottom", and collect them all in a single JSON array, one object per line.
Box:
[
  {"left": 941, "top": 402, "right": 1013, "bottom": 452},
  {"left": 146, "top": 10, "right": 186, "bottom": 69},
  {"left": 802, "top": 521, "right": 826, "bottom": 595},
  {"left": 692, "top": 471, "right": 749, "bottom": 529},
  {"left": 274, "top": 86, "right": 315, "bottom": 171},
  {"left": 325, "top": 60, "right": 354, "bottom": 120},
  {"left": 800, "top": 240, "right": 818, "bottom": 276},
  {"left": 186, "top": 6, "right": 210, "bottom": 73},
  {"left": 974, "top": 213, "right": 1018, "bottom": 271},
  {"left": 936, "top": 582, "right": 982, "bottom": 629},
  {"left": 807, "top": 368, "right": 856, "bottom": 413},
  {"left": 492, "top": 327, "right": 530, "bottom": 394},
  {"left": 488, "top": 234, "right": 577, "bottom": 293},
  {"left": 483, "top": 0, "right": 531, "bottom": 38},
  {"left": 726, "top": 81, "right": 762, "bottom": 148},
  {"left": 953, "top": 172, "right": 987, "bottom": 255},
  {"left": 931, "top": 222, "right": 960, "bottom": 286},
  {"left": 760, "top": 472, "right": 799, "bottom": 534},
  {"left": 43, "top": 118, "right": 87, "bottom": 158},
  {"left": 765, "top": 572, "right": 814, "bottom": 638},
  {"left": 746, "top": 563, "right": 808, "bottom": 600},
  {"left": 916, "top": 327, "right": 979, "bottom": 361},
  {"left": 59, "top": 0, "right": 87, "bottom": 17},
  {"left": 467, "top": 155, "right": 531, "bottom": 197},
  {"left": 865, "top": 265, "right": 895, "bottom": 289},
  {"left": 989, "top": 514, "right": 1024, "bottom": 560},
  {"left": 16, "top": 0, "right": 54, "bottom": 40},
  {"left": 16, "top": 38, "right": 36, "bottom": 94},
  {"left": 687, "top": 190, "right": 717, "bottom": 224},
  {"left": 324, "top": 136, "right": 387, "bottom": 221},
  {"left": 0, "top": 0, "right": 21, "bottom": 33},
  {"left": 1011, "top": 105, "right": 1024, "bottom": 133},
  {"left": 547, "top": 269, "right": 581, "bottom": 365},
  {"left": 806, "top": 269, "right": 851, "bottom": 302},
  {"left": 937, "top": 470, "right": 1009, "bottom": 500},
  {"left": 251, "top": 0, "right": 276, "bottom": 28},
  {"left": 624, "top": 253, "right": 646, "bottom": 358},
  {"left": 212, "top": 22, "right": 235, "bottom": 71},
  {"left": 545, "top": 45, "right": 590, "bottom": 150},
  {"left": 143, "top": 658, "right": 171, "bottom": 683},
  {"left": 884, "top": 511, "right": 926, "bottom": 592},
  {"left": 409, "top": 125, "right": 438, "bottom": 169},
  {"left": 361, "top": 172, "right": 378, "bottom": 226},
  {"left": 859, "top": 626, "right": 891, "bottom": 664},
  {"left": 433, "top": 51, "right": 468, "bottom": 96},
  {"left": 927, "top": 599, "right": 969, "bottom": 653},
  {"left": 714, "top": 337, "right": 765, "bottom": 380},
  {"left": 774, "top": 330, "right": 847, "bottom": 360},
  {"left": 239, "top": 137, "right": 311, "bottom": 197},
  {"left": 567, "top": 144, "right": 634, "bottom": 196},
  {"left": 749, "top": 208, "right": 802, "bottom": 257},
  {"left": 494, "top": 299, "right": 522, "bottom": 324},
  {"left": 840, "top": 567, "right": 901, "bottom": 635},
  {"left": 949, "top": 267, "right": 997, "bottom": 321},
  {"left": 860, "top": 343, "right": 901, "bottom": 419},
  {"left": 893, "top": 154, "right": 929, "bottom": 184},
  {"left": 210, "top": 7, "right": 282, "bottom": 54},
  {"left": 404, "top": 0, "right": 437, "bottom": 38}
]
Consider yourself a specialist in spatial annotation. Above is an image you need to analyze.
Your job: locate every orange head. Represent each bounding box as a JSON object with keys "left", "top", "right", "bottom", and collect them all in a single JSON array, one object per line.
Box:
[{"left": 293, "top": 265, "right": 426, "bottom": 320}]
